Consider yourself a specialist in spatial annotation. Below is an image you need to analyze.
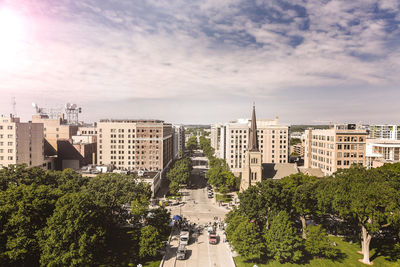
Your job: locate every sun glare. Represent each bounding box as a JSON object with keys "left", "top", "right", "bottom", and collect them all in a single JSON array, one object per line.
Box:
[{"left": 0, "top": 8, "right": 25, "bottom": 68}]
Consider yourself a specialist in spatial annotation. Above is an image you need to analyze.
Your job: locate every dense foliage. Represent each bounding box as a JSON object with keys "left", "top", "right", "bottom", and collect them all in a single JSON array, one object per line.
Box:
[
  {"left": 166, "top": 157, "right": 193, "bottom": 194},
  {"left": 0, "top": 164, "right": 170, "bottom": 266},
  {"left": 226, "top": 164, "right": 400, "bottom": 265},
  {"left": 186, "top": 135, "right": 198, "bottom": 153}
]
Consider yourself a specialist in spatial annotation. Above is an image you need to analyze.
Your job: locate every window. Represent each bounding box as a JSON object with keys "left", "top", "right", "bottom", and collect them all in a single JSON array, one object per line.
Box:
[{"left": 7, "top": 126, "right": 12, "bottom": 130}]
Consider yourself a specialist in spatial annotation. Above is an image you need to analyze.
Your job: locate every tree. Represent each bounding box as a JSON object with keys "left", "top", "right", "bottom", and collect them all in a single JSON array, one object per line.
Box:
[
  {"left": 146, "top": 207, "right": 171, "bottom": 240},
  {"left": 186, "top": 135, "right": 197, "bottom": 152},
  {"left": 139, "top": 226, "right": 163, "bottom": 259},
  {"left": 305, "top": 225, "right": 339, "bottom": 259},
  {"left": 333, "top": 165, "right": 398, "bottom": 265},
  {"left": 226, "top": 213, "right": 265, "bottom": 260},
  {"left": 166, "top": 157, "right": 192, "bottom": 194},
  {"left": 264, "top": 211, "right": 303, "bottom": 263},
  {"left": 0, "top": 184, "right": 59, "bottom": 266},
  {"left": 281, "top": 174, "right": 318, "bottom": 238},
  {"left": 39, "top": 192, "right": 107, "bottom": 267}
]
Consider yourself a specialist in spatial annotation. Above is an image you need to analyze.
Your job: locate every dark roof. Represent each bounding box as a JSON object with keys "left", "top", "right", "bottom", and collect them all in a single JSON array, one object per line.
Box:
[{"left": 262, "top": 163, "right": 299, "bottom": 179}]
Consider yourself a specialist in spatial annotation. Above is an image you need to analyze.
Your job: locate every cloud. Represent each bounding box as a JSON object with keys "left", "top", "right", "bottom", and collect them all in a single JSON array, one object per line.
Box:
[{"left": 0, "top": 0, "right": 399, "bottom": 123}]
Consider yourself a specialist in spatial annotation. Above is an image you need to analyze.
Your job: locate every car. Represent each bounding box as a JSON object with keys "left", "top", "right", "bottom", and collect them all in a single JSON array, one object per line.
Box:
[
  {"left": 179, "top": 232, "right": 189, "bottom": 246},
  {"left": 209, "top": 233, "right": 218, "bottom": 244},
  {"left": 208, "top": 194, "right": 213, "bottom": 198},
  {"left": 176, "top": 244, "right": 186, "bottom": 260}
]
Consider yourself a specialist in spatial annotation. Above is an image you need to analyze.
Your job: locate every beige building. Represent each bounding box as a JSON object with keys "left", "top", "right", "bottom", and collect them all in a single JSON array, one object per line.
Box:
[
  {"left": 304, "top": 124, "right": 368, "bottom": 176},
  {"left": 32, "top": 114, "right": 78, "bottom": 155},
  {"left": 215, "top": 117, "right": 289, "bottom": 175},
  {"left": 0, "top": 115, "right": 45, "bottom": 168},
  {"left": 97, "top": 119, "right": 173, "bottom": 172}
]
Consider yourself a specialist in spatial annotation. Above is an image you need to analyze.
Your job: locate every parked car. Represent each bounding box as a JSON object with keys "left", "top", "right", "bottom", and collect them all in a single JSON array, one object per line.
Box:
[
  {"left": 176, "top": 244, "right": 186, "bottom": 260},
  {"left": 180, "top": 232, "right": 189, "bottom": 246},
  {"left": 208, "top": 193, "right": 213, "bottom": 198}
]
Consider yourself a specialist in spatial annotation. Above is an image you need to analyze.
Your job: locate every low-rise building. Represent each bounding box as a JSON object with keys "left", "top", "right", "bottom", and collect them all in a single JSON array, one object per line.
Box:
[{"left": 366, "top": 139, "right": 400, "bottom": 168}]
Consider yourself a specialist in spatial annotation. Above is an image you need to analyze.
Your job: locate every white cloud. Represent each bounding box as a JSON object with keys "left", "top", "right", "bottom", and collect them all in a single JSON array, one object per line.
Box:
[{"left": 0, "top": 0, "right": 399, "bottom": 123}]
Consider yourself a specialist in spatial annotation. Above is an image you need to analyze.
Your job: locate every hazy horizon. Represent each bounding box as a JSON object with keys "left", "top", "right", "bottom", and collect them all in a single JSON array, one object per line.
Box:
[{"left": 1, "top": 0, "right": 399, "bottom": 125}]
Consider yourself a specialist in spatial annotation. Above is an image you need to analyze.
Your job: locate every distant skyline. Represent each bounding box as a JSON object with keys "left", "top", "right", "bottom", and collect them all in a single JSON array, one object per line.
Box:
[{"left": 0, "top": 0, "right": 399, "bottom": 124}]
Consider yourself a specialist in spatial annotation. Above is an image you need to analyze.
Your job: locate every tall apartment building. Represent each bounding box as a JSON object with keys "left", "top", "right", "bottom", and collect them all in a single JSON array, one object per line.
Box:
[
  {"left": 369, "top": 125, "right": 400, "bottom": 140},
  {"left": 210, "top": 123, "right": 222, "bottom": 157},
  {"left": 32, "top": 114, "right": 78, "bottom": 155},
  {"left": 0, "top": 115, "right": 45, "bottom": 168},
  {"left": 214, "top": 117, "right": 289, "bottom": 175},
  {"left": 97, "top": 119, "right": 173, "bottom": 173},
  {"left": 304, "top": 124, "right": 368, "bottom": 176},
  {"left": 172, "top": 125, "right": 185, "bottom": 159}
]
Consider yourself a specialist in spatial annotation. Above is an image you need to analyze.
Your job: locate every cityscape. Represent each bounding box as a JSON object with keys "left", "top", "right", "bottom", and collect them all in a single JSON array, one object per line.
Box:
[{"left": 1, "top": 1, "right": 400, "bottom": 267}]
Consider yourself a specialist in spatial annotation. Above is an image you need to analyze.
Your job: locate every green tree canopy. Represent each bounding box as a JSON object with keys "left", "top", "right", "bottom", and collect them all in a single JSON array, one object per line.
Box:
[
  {"left": 39, "top": 191, "right": 107, "bottom": 267},
  {"left": 264, "top": 211, "right": 303, "bottom": 263}
]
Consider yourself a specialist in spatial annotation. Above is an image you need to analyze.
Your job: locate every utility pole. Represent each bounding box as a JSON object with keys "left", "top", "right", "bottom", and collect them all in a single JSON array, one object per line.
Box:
[{"left": 11, "top": 97, "right": 16, "bottom": 116}]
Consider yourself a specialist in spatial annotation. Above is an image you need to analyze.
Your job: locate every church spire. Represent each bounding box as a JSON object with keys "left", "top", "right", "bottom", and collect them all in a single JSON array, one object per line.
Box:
[{"left": 249, "top": 103, "right": 259, "bottom": 152}]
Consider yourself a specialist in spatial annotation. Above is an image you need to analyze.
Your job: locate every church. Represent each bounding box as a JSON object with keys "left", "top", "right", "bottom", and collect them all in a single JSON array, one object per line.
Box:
[{"left": 239, "top": 105, "right": 307, "bottom": 192}]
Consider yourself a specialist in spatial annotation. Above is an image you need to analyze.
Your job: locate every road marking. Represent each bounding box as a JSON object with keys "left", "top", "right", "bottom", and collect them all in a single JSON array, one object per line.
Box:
[{"left": 207, "top": 235, "right": 212, "bottom": 267}]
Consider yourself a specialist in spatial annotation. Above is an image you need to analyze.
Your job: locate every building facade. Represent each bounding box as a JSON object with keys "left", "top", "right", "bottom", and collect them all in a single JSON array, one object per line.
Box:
[
  {"left": 304, "top": 124, "right": 368, "bottom": 176},
  {"left": 0, "top": 115, "right": 45, "bottom": 168},
  {"left": 32, "top": 114, "right": 78, "bottom": 155},
  {"left": 97, "top": 119, "right": 173, "bottom": 172},
  {"left": 366, "top": 139, "right": 400, "bottom": 168},
  {"left": 214, "top": 117, "right": 289, "bottom": 175},
  {"left": 172, "top": 125, "right": 185, "bottom": 159},
  {"left": 369, "top": 125, "right": 400, "bottom": 140}
]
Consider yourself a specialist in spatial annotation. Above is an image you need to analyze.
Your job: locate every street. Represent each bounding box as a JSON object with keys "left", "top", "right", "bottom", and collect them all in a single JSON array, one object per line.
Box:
[{"left": 163, "top": 153, "right": 235, "bottom": 267}]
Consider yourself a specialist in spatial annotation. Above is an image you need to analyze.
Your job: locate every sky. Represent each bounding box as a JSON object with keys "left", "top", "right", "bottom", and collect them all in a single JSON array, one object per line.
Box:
[{"left": 0, "top": 0, "right": 399, "bottom": 125}]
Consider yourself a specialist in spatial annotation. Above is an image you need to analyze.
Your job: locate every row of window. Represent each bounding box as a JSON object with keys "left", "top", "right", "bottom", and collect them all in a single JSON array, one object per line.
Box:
[
  {"left": 0, "top": 142, "right": 13, "bottom": 146},
  {"left": 0, "top": 126, "right": 13, "bottom": 130},
  {"left": 108, "top": 129, "right": 160, "bottom": 133}
]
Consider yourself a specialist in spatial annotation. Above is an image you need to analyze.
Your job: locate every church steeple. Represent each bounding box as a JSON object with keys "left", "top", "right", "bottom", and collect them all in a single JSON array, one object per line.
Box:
[{"left": 249, "top": 103, "right": 259, "bottom": 152}]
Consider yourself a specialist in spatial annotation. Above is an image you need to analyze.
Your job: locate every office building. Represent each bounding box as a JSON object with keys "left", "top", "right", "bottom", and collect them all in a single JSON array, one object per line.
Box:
[
  {"left": 304, "top": 124, "right": 368, "bottom": 176},
  {"left": 214, "top": 117, "right": 289, "bottom": 175},
  {"left": 0, "top": 115, "right": 45, "bottom": 169},
  {"left": 97, "top": 119, "right": 173, "bottom": 173}
]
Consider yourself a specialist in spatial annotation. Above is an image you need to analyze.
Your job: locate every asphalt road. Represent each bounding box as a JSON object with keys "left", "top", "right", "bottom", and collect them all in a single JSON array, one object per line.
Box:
[{"left": 163, "top": 158, "right": 235, "bottom": 267}]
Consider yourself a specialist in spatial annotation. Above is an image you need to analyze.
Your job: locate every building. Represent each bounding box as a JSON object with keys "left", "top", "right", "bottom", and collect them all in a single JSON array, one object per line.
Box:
[
  {"left": 0, "top": 115, "right": 46, "bottom": 169},
  {"left": 240, "top": 106, "right": 298, "bottom": 192},
  {"left": 97, "top": 119, "right": 173, "bottom": 173},
  {"left": 366, "top": 139, "right": 400, "bottom": 168},
  {"left": 240, "top": 106, "right": 263, "bottom": 192},
  {"left": 369, "top": 125, "right": 400, "bottom": 140},
  {"left": 172, "top": 125, "right": 185, "bottom": 159},
  {"left": 214, "top": 117, "right": 289, "bottom": 175},
  {"left": 304, "top": 124, "right": 368, "bottom": 176},
  {"left": 32, "top": 114, "right": 78, "bottom": 155},
  {"left": 210, "top": 123, "right": 222, "bottom": 157}
]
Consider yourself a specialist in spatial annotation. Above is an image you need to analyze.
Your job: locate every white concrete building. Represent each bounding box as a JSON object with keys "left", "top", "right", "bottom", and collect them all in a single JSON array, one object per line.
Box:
[
  {"left": 366, "top": 139, "right": 400, "bottom": 168},
  {"left": 172, "top": 125, "right": 185, "bottom": 159}
]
